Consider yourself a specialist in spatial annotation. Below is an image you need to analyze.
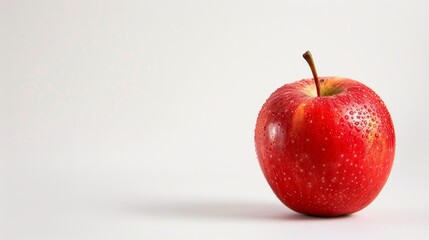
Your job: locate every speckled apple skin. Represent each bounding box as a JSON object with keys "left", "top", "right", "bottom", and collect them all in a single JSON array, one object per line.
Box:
[{"left": 255, "top": 77, "right": 395, "bottom": 217}]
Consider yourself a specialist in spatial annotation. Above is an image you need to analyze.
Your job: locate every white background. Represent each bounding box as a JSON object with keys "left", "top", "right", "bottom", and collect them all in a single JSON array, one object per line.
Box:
[{"left": 1, "top": 0, "right": 429, "bottom": 239}]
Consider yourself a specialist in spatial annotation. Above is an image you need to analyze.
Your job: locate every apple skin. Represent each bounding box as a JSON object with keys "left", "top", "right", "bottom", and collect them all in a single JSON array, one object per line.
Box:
[{"left": 255, "top": 77, "right": 395, "bottom": 217}]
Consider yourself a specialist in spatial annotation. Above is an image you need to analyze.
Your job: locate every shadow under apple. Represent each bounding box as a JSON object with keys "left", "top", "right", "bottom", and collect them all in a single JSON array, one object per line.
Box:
[{"left": 116, "top": 199, "right": 352, "bottom": 221}]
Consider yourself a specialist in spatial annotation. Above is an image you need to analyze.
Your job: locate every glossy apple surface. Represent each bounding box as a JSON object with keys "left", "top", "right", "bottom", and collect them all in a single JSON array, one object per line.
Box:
[{"left": 254, "top": 76, "right": 395, "bottom": 217}]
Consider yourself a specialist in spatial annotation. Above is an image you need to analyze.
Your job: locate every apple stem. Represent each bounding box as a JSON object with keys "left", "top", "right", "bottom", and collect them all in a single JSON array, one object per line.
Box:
[{"left": 303, "top": 51, "right": 321, "bottom": 97}]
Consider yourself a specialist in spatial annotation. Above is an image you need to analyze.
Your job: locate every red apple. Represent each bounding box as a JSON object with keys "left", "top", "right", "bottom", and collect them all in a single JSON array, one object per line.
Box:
[{"left": 254, "top": 51, "right": 395, "bottom": 217}]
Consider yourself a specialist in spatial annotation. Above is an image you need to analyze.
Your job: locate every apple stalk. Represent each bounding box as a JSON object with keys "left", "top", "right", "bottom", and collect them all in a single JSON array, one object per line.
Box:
[{"left": 303, "top": 50, "right": 321, "bottom": 97}]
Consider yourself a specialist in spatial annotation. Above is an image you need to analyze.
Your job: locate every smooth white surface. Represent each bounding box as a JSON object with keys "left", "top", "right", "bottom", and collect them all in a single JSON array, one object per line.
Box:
[{"left": 1, "top": 0, "right": 429, "bottom": 239}]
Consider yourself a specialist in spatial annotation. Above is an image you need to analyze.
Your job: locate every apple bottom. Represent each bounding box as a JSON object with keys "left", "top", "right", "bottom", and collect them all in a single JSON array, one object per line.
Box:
[{"left": 267, "top": 159, "right": 393, "bottom": 217}]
